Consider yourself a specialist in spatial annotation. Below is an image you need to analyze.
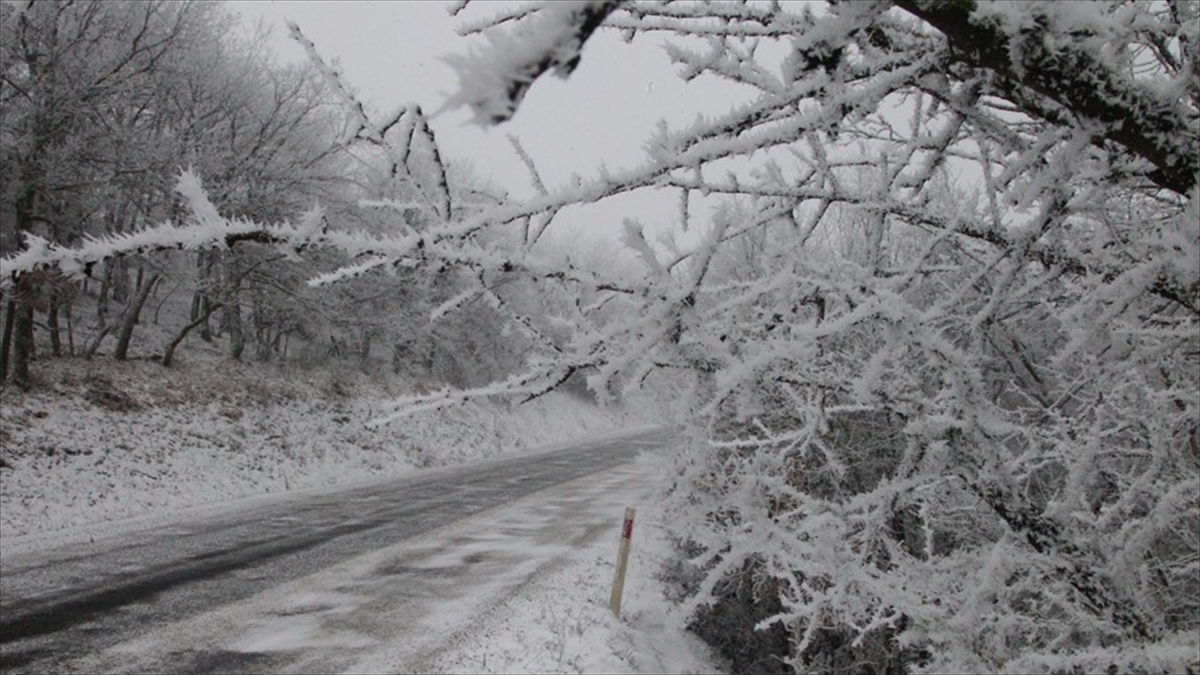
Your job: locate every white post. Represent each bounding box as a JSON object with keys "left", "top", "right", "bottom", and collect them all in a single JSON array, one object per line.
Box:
[{"left": 609, "top": 507, "right": 636, "bottom": 617}]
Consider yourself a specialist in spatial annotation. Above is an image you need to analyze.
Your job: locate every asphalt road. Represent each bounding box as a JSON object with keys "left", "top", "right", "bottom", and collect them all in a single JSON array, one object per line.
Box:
[{"left": 0, "top": 427, "right": 669, "bottom": 674}]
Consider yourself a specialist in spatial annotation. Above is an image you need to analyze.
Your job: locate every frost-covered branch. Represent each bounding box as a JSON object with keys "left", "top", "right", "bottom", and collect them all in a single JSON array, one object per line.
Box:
[
  {"left": 437, "top": 1, "right": 1199, "bottom": 671},
  {"left": 441, "top": 0, "right": 625, "bottom": 123},
  {"left": 893, "top": 0, "right": 1198, "bottom": 195},
  {"left": 1, "top": 170, "right": 367, "bottom": 290}
]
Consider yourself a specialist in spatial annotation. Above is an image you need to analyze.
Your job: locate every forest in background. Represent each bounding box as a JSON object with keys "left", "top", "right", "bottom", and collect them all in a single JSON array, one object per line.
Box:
[
  {"left": 0, "top": 0, "right": 601, "bottom": 391},
  {"left": 2, "top": 1, "right": 1198, "bottom": 673}
]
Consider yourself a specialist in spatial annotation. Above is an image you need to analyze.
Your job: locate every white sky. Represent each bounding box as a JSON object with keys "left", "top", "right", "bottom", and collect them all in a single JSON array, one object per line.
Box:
[{"left": 233, "top": 1, "right": 755, "bottom": 251}]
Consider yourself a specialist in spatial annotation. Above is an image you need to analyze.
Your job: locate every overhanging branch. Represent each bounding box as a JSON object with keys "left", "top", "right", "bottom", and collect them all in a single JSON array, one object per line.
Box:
[{"left": 893, "top": 0, "right": 1198, "bottom": 196}]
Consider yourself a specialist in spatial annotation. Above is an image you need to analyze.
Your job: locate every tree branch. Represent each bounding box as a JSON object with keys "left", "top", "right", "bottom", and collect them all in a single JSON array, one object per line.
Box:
[{"left": 893, "top": 0, "right": 1198, "bottom": 195}]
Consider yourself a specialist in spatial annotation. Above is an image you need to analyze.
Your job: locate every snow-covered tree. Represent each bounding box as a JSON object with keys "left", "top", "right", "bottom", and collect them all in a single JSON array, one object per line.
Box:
[
  {"left": 2, "top": 1, "right": 1195, "bottom": 670},
  {"left": 435, "top": 1, "right": 1199, "bottom": 672},
  {"left": 0, "top": 0, "right": 220, "bottom": 382},
  {"left": 0, "top": 1, "right": 357, "bottom": 375}
]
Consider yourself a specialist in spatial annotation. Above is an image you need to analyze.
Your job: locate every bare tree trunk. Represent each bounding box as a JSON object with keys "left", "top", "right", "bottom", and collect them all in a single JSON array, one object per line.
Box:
[
  {"left": 65, "top": 297, "right": 75, "bottom": 356},
  {"left": 256, "top": 327, "right": 269, "bottom": 362},
  {"left": 223, "top": 255, "right": 244, "bottom": 360},
  {"left": 113, "top": 273, "right": 160, "bottom": 361},
  {"left": 0, "top": 298, "right": 14, "bottom": 382},
  {"left": 111, "top": 257, "right": 129, "bottom": 304},
  {"left": 190, "top": 291, "right": 215, "bottom": 342},
  {"left": 253, "top": 289, "right": 272, "bottom": 362},
  {"left": 197, "top": 252, "right": 215, "bottom": 342},
  {"left": 162, "top": 301, "right": 223, "bottom": 367},
  {"left": 47, "top": 292, "right": 62, "bottom": 357},
  {"left": 227, "top": 302, "right": 245, "bottom": 360},
  {"left": 84, "top": 329, "right": 111, "bottom": 359},
  {"left": 10, "top": 184, "right": 40, "bottom": 386},
  {"left": 86, "top": 270, "right": 113, "bottom": 359},
  {"left": 152, "top": 277, "right": 181, "bottom": 325},
  {"left": 189, "top": 292, "right": 201, "bottom": 323},
  {"left": 96, "top": 263, "right": 111, "bottom": 330},
  {"left": 9, "top": 298, "right": 35, "bottom": 389},
  {"left": 867, "top": 211, "right": 886, "bottom": 273}
]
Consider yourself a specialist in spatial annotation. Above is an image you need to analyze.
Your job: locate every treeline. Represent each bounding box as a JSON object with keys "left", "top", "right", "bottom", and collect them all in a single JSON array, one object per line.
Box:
[{"left": 0, "top": 0, "right": 535, "bottom": 389}]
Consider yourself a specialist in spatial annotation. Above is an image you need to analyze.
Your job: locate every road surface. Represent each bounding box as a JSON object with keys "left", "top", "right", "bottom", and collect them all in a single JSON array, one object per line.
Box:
[{"left": 0, "top": 426, "right": 669, "bottom": 673}]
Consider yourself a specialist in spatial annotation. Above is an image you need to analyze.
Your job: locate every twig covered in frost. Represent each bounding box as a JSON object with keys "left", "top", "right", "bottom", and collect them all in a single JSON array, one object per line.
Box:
[{"left": 440, "top": 0, "right": 626, "bottom": 123}]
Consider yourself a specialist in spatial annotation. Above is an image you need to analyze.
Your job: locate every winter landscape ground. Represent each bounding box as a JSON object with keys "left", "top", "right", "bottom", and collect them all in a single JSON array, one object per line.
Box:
[
  {"left": 0, "top": 350, "right": 652, "bottom": 536},
  {"left": 0, "top": 349, "right": 720, "bottom": 673},
  {"left": 3, "top": 0, "right": 1198, "bottom": 673}
]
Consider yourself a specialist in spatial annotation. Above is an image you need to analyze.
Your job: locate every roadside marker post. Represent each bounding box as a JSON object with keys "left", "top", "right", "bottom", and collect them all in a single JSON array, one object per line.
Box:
[{"left": 609, "top": 507, "right": 636, "bottom": 617}]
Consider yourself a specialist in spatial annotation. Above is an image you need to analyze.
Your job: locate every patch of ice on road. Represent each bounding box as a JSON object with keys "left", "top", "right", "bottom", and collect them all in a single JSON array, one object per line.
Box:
[
  {"left": 230, "top": 614, "right": 374, "bottom": 653},
  {"left": 272, "top": 590, "right": 366, "bottom": 617}
]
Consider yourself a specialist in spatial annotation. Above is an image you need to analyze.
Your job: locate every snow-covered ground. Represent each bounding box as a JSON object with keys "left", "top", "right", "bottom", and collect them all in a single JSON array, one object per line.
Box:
[
  {"left": 0, "top": 355, "right": 719, "bottom": 673},
  {"left": 0, "top": 355, "right": 657, "bottom": 537},
  {"left": 370, "top": 457, "right": 721, "bottom": 675},
  {"left": 43, "top": 454, "right": 720, "bottom": 675},
  {"left": 417, "top": 472, "right": 720, "bottom": 675}
]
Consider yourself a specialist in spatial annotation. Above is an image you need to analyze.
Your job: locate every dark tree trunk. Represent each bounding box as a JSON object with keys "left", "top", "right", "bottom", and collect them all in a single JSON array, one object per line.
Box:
[
  {"left": 223, "top": 255, "right": 244, "bottom": 360},
  {"left": 111, "top": 258, "right": 129, "bottom": 304},
  {"left": 253, "top": 290, "right": 272, "bottom": 362},
  {"left": 199, "top": 294, "right": 214, "bottom": 342},
  {"left": 113, "top": 273, "right": 160, "bottom": 361},
  {"left": 96, "top": 264, "right": 112, "bottom": 330},
  {"left": 195, "top": 293, "right": 213, "bottom": 342},
  {"left": 65, "top": 296, "right": 75, "bottom": 356},
  {"left": 9, "top": 298, "right": 35, "bottom": 389},
  {"left": 0, "top": 299, "right": 15, "bottom": 382},
  {"left": 197, "top": 252, "right": 215, "bottom": 342},
  {"left": 47, "top": 292, "right": 62, "bottom": 357},
  {"left": 86, "top": 270, "right": 113, "bottom": 359},
  {"left": 162, "top": 301, "right": 223, "bottom": 367},
  {"left": 10, "top": 175, "right": 41, "bottom": 387},
  {"left": 226, "top": 301, "right": 244, "bottom": 360}
]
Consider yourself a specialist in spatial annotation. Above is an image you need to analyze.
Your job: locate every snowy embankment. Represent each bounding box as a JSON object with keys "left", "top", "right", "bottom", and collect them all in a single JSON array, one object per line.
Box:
[
  {"left": 417, "top": 485, "right": 720, "bottom": 675},
  {"left": 0, "top": 356, "right": 657, "bottom": 539}
]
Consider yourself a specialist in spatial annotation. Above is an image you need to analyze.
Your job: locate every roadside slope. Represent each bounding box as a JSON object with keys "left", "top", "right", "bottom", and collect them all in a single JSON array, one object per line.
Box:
[{"left": 0, "top": 355, "right": 656, "bottom": 538}]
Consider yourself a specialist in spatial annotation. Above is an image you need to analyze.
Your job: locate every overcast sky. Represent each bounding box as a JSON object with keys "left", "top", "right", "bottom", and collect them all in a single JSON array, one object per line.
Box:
[{"left": 233, "top": 1, "right": 756, "bottom": 250}]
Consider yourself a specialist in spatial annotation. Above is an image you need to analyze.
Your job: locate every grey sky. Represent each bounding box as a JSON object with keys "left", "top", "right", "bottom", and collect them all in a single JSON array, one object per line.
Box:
[
  {"left": 229, "top": 0, "right": 777, "bottom": 260},
  {"left": 233, "top": 0, "right": 756, "bottom": 248}
]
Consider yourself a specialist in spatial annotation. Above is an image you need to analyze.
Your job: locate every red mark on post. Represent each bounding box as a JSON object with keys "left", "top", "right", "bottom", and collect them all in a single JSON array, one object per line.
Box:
[{"left": 610, "top": 506, "right": 637, "bottom": 616}]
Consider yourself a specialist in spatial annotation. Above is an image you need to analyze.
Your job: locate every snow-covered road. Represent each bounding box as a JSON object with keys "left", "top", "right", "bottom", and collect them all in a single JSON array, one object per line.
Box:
[{"left": 0, "top": 427, "right": 671, "bottom": 674}]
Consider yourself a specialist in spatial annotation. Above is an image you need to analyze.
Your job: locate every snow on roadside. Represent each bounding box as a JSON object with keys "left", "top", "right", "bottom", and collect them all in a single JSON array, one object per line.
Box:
[
  {"left": 0, "top": 356, "right": 659, "bottom": 538},
  {"left": 423, "top": 456, "right": 721, "bottom": 675},
  {"left": 0, "top": 357, "right": 718, "bottom": 674},
  {"left": 36, "top": 434, "right": 718, "bottom": 675}
]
